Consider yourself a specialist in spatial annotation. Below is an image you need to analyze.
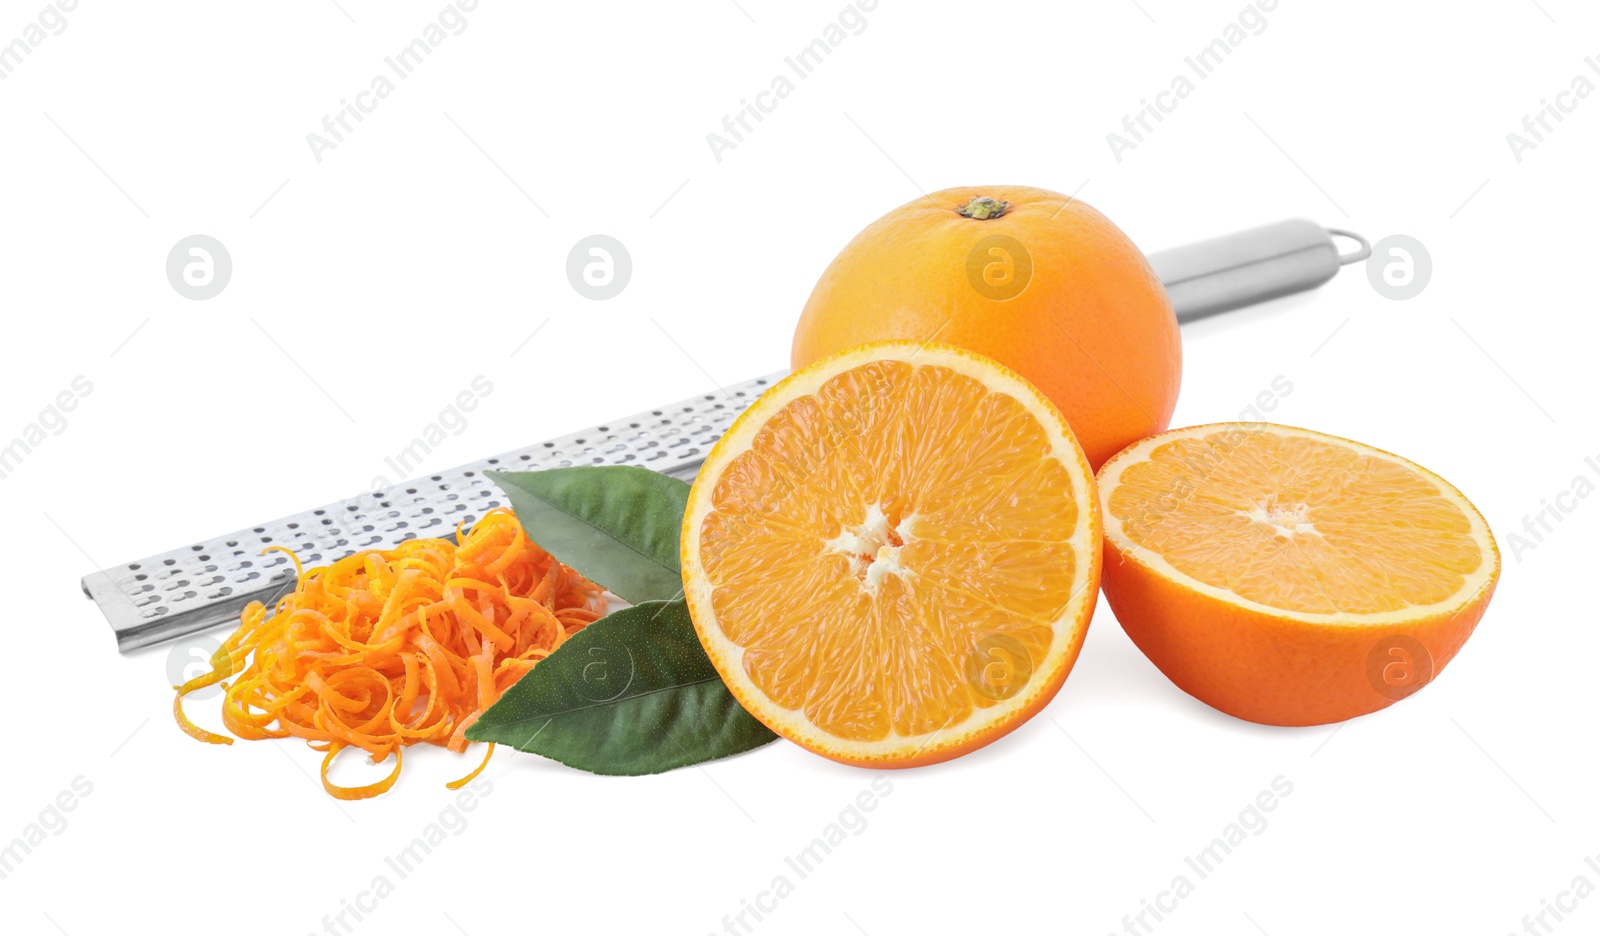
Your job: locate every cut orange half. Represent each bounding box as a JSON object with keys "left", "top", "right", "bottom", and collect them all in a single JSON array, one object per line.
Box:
[
  {"left": 682, "top": 341, "right": 1101, "bottom": 767},
  {"left": 1098, "top": 422, "right": 1499, "bottom": 727}
]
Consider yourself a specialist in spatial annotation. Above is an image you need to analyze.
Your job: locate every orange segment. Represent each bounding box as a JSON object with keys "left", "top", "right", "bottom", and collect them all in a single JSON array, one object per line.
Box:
[
  {"left": 1098, "top": 423, "right": 1499, "bottom": 726},
  {"left": 682, "top": 341, "right": 1100, "bottom": 767}
]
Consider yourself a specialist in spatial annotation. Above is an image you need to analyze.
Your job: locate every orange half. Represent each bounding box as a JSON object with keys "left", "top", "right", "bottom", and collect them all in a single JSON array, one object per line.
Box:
[
  {"left": 1098, "top": 422, "right": 1499, "bottom": 726},
  {"left": 682, "top": 342, "right": 1101, "bottom": 766}
]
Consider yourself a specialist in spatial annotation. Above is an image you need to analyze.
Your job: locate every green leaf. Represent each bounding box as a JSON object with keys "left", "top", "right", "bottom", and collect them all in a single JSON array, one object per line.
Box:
[
  {"left": 466, "top": 599, "right": 778, "bottom": 775},
  {"left": 486, "top": 466, "right": 689, "bottom": 604}
]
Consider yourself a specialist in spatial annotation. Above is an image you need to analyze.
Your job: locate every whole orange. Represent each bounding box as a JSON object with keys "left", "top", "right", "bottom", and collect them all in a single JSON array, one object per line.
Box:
[{"left": 791, "top": 185, "right": 1180, "bottom": 470}]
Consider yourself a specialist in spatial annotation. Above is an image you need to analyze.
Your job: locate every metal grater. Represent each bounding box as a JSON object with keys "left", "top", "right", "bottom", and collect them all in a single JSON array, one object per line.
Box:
[
  {"left": 85, "top": 374, "right": 782, "bottom": 651},
  {"left": 84, "top": 219, "right": 1370, "bottom": 652}
]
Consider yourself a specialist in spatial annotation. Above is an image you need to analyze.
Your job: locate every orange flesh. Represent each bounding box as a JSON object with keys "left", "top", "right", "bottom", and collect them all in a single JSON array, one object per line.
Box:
[
  {"left": 698, "top": 360, "right": 1083, "bottom": 742},
  {"left": 1107, "top": 429, "right": 1483, "bottom": 615}
]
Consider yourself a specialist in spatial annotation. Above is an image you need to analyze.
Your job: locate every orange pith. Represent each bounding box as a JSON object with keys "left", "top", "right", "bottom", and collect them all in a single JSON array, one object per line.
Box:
[
  {"left": 682, "top": 342, "right": 1101, "bottom": 766},
  {"left": 1098, "top": 423, "right": 1499, "bottom": 727}
]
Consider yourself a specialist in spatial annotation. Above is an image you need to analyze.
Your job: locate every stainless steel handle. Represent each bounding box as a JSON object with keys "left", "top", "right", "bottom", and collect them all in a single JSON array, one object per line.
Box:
[{"left": 1149, "top": 219, "right": 1370, "bottom": 324}]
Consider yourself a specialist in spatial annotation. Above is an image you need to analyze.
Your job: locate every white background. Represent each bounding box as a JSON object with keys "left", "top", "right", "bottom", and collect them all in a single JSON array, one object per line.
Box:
[{"left": 1, "top": 1, "right": 1595, "bottom": 934}]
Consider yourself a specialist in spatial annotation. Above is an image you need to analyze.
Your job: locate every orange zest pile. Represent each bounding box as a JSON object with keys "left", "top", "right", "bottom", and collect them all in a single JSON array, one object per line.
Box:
[{"left": 173, "top": 508, "right": 606, "bottom": 799}]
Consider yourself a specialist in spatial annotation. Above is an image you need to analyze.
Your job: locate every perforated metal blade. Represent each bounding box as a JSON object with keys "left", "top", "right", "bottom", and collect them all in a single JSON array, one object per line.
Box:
[{"left": 84, "top": 372, "right": 784, "bottom": 651}]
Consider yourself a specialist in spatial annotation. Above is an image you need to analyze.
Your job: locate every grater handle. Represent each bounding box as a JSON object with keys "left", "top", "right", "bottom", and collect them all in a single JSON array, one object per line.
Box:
[{"left": 1149, "top": 219, "right": 1370, "bottom": 324}]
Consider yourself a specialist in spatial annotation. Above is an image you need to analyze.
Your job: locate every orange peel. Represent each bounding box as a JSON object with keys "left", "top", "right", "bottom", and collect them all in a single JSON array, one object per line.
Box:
[{"left": 174, "top": 508, "right": 604, "bottom": 798}]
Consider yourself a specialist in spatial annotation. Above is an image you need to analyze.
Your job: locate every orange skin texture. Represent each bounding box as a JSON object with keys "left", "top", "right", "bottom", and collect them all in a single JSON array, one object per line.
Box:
[
  {"left": 1102, "top": 546, "right": 1496, "bottom": 726},
  {"left": 791, "top": 185, "right": 1181, "bottom": 471}
]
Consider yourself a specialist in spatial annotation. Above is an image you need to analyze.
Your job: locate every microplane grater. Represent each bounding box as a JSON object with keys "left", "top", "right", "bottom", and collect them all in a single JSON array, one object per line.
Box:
[
  {"left": 84, "top": 374, "right": 780, "bottom": 651},
  {"left": 84, "top": 219, "right": 1370, "bottom": 652}
]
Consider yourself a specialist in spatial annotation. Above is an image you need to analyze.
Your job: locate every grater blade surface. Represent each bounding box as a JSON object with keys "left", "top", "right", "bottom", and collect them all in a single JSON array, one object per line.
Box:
[{"left": 85, "top": 372, "right": 785, "bottom": 651}]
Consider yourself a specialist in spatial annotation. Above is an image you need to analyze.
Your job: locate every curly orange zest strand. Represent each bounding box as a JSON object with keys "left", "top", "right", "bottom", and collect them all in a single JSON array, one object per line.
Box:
[
  {"left": 323, "top": 744, "right": 403, "bottom": 801},
  {"left": 173, "top": 508, "right": 605, "bottom": 799},
  {"left": 447, "top": 742, "right": 496, "bottom": 790}
]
